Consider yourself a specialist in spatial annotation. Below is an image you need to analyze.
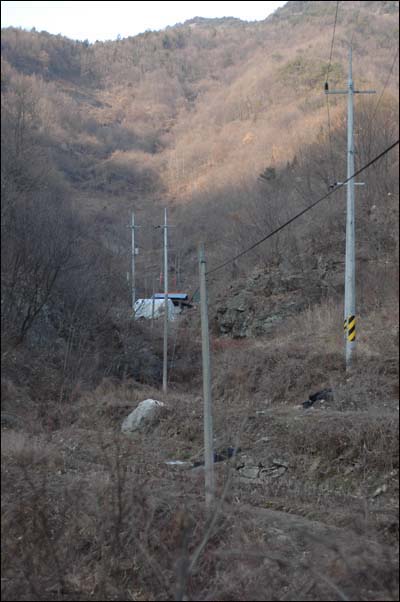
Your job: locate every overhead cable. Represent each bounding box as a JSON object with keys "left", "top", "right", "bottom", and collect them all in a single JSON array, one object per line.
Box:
[
  {"left": 205, "top": 139, "right": 399, "bottom": 277},
  {"left": 325, "top": 1, "right": 340, "bottom": 186}
]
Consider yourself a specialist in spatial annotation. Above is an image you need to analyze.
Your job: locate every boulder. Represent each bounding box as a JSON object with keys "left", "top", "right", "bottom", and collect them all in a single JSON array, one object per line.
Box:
[{"left": 121, "top": 399, "right": 165, "bottom": 434}]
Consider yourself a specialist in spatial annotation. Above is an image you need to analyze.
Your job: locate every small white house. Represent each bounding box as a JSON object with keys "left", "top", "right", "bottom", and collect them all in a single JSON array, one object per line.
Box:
[{"left": 133, "top": 298, "right": 180, "bottom": 321}]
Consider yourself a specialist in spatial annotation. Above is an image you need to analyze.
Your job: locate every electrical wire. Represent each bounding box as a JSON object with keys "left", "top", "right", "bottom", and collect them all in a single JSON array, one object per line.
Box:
[
  {"left": 325, "top": 91, "right": 336, "bottom": 186},
  {"left": 204, "top": 139, "right": 399, "bottom": 278},
  {"left": 188, "top": 138, "right": 399, "bottom": 302},
  {"left": 325, "top": 1, "right": 340, "bottom": 186},
  {"left": 362, "top": 46, "right": 399, "bottom": 166},
  {"left": 326, "top": 1, "right": 340, "bottom": 82},
  {"left": 370, "top": 47, "right": 399, "bottom": 125}
]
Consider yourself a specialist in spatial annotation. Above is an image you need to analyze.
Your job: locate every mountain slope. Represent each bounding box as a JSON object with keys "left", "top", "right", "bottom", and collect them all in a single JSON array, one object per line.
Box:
[
  {"left": 1, "top": 5, "right": 399, "bottom": 600},
  {"left": 1, "top": 1, "right": 398, "bottom": 207}
]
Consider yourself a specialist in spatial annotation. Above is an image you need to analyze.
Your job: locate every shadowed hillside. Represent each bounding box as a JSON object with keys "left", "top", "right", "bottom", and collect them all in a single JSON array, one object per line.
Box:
[{"left": 1, "top": 1, "right": 398, "bottom": 282}]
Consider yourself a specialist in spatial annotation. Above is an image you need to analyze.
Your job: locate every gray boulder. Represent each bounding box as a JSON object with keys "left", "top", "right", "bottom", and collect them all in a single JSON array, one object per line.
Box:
[{"left": 121, "top": 399, "right": 165, "bottom": 434}]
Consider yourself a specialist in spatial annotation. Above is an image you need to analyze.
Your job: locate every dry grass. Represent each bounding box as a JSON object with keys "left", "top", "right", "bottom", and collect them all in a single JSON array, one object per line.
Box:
[
  {"left": 2, "top": 288, "right": 398, "bottom": 601},
  {"left": 2, "top": 413, "right": 398, "bottom": 601},
  {"left": 1, "top": 5, "right": 398, "bottom": 598},
  {"left": 1, "top": 431, "right": 64, "bottom": 468}
]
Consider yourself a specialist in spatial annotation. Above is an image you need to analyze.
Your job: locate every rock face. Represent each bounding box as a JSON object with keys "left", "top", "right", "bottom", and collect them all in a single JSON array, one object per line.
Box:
[
  {"left": 121, "top": 399, "right": 165, "bottom": 434},
  {"left": 214, "top": 264, "right": 343, "bottom": 338}
]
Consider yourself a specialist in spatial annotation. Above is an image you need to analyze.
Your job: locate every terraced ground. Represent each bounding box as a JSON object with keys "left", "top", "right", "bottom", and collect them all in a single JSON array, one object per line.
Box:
[{"left": 2, "top": 372, "right": 398, "bottom": 601}]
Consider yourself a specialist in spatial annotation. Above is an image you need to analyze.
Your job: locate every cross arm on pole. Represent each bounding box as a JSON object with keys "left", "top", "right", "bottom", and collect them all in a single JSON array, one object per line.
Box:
[{"left": 336, "top": 182, "right": 366, "bottom": 186}]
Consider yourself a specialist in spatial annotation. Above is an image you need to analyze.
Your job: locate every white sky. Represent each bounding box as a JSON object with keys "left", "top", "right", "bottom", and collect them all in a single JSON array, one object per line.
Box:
[{"left": 1, "top": 1, "right": 287, "bottom": 42}]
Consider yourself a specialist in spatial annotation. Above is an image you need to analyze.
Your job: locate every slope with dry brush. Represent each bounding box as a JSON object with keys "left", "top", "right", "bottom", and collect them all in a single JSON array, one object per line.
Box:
[{"left": 1, "top": 1, "right": 399, "bottom": 599}]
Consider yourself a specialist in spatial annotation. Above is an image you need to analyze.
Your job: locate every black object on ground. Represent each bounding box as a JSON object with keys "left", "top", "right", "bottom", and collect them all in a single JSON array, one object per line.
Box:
[{"left": 303, "top": 388, "right": 333, "bottom": 409}]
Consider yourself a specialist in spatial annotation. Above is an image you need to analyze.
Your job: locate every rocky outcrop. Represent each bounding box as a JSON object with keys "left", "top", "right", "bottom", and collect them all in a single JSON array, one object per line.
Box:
[{"left": 214, "top": 264, "right": 343, "bottom": 338}]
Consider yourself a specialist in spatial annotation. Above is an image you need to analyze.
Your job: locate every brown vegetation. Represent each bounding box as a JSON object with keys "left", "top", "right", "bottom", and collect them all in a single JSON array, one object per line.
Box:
[{"left": 1, "top": 1, "right": 399, "bottom": 599}]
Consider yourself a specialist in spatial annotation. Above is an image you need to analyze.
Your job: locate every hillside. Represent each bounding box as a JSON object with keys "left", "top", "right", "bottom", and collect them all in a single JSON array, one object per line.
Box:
[
  {"left": 1, "top": 1, "right": 399, "bottom": 290},
  {"left": 1, "top": 1, "right": 399, "bottom": 600}
]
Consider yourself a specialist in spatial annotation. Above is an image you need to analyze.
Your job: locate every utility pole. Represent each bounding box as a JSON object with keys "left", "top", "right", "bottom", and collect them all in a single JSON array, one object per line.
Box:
[
  {"left": 162, "top": 209, "right": 170, "bottom": 393},
  {"left": 155, "top": 210, "right": 174, "bottom": 392},
  {"left": 127, "top": 212, "right": 140, "bottom": 311},
  {"left": 325, "top": 46, "right": 375, "bottom": 369},
  {"left": 151, "top": 274, "right": 156, "bottom": 330},
  {"left": 198, "top": 243, "right": 215, "bottom": 509}
]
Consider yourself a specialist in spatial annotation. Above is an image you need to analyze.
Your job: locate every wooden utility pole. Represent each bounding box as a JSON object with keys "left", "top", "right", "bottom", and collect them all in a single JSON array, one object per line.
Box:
[{"left": 198, "top": 243, "right": 215, "bottom": 508}]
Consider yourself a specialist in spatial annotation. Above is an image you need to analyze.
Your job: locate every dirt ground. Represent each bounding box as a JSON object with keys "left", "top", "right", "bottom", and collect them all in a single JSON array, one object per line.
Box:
[{"left": 1, "top": 372, "right": 398, "bottom": 601}]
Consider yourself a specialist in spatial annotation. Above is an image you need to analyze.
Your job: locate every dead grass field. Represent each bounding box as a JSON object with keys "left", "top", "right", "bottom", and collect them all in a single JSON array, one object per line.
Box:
[{"left": 2, "top": 297, "right": 398, "bottom": 601}]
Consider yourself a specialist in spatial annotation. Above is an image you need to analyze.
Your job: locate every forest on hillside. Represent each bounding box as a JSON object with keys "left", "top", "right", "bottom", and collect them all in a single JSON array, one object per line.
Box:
[
  {"left": 1, "top": 0, "right": 398, "bottom": 395},
  {"left": 1, "top": 2, "right": 399, "bottom": 601}
]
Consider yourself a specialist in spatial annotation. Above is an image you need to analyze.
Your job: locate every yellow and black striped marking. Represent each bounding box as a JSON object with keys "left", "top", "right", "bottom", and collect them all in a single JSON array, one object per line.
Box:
[{"left": 346, "top": 315, "right": 356, "bottom": 341}]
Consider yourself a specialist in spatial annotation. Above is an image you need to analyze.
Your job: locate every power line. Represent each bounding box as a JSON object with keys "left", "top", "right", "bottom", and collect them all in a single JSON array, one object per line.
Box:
[
  {"left": 364, "top": 47, "right": 399, "bottom": 163},
  {"left": 205, "top": 139, "right": 399, "bottom": 278},
  {"left": 325, "top": 96, "right": 336, "bottom": 183},
  {"left": 326, "top": 1, "right": 340, "bottom": 82},
  {"left": 370, "top": 47, "right": 399, "bottom": 124},
  {"left": 325, "top": 1, "right": 340, "bottom": 186}
]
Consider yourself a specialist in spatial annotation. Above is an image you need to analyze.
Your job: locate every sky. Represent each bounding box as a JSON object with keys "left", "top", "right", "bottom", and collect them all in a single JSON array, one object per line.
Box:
[{"left": 1, "top": 1, "right": 287, "bottom": 42}]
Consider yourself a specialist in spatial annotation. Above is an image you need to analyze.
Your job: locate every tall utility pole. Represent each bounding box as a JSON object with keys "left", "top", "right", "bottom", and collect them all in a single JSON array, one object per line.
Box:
[
  {"left": 127, "top": 211, "right": 140, "bottom": 311},
  {"left": 162, "top": 208, "right": 169, "bottom": 393},
  {"left": 325, "top": 46, "right": 375, "bottom": 369},
  {"left": 151, "top": 274, "right": 156, "bottom": 329},
  {"left": 198, "top": 243, "right": 215, "bottom": 509}
]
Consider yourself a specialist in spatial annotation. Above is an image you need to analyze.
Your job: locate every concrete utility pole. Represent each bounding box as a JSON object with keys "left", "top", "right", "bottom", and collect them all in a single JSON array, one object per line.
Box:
[
  {"left": 151, "top": 274, "right": 156, "bottom": 329},
  {"left": 127, "top": 211, "right": 140, "bottom": 311},
  {"left": 325, "top": 46, "right": 375, "bottom": 369},
  {"left": 162, "top": 208, "right": 169, "bottom": 393},
  {"left": 198, "top": 243, "right": 215, "bottom": 509}
]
